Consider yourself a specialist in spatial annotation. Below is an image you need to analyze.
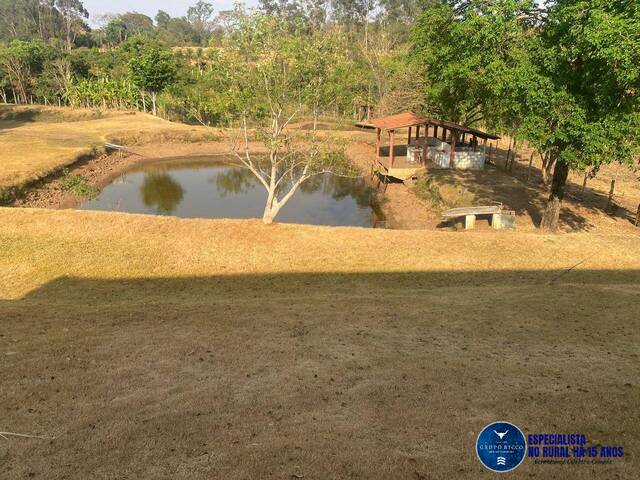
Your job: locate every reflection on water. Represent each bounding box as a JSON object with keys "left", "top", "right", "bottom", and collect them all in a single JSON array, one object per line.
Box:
[
  {"left": 80, "top": 157, "right": 385, "bottom": 227},
  {"left": 141, "top": 173, "right": 184, "bottom": 213}
]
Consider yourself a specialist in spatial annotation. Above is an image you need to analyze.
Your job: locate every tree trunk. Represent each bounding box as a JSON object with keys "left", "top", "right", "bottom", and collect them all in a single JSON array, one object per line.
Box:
[
  {"left": 151, "top": 92, "right": 157, "bottom": 116},
  {"left": 541, "top": 151, "right": 556, "bottom": 187},
  {"left": 540, "top": 160, "right": 569, "bottom": 231},
  {"left": 505, "top": 137, "right": 513, "bottom": 169},
  {"left": 509, "top": 139, "right": 518, "bottom": 171},
  {"left": 262, "top": 209, "right": 276, "bottom": 224},
  {"left": 580, "top": 171, "right": 588, "bottom": 200}
]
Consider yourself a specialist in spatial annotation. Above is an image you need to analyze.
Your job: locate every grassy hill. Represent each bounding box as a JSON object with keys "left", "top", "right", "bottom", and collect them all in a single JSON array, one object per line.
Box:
[{"left": 1, "top": 208, "right": 638, "bottom": 478}]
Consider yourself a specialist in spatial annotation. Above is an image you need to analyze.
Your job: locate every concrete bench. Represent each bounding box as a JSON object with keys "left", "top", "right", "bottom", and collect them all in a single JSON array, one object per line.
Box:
[{"left": 441, "top": 205, "right": 514, "bottom": 230}]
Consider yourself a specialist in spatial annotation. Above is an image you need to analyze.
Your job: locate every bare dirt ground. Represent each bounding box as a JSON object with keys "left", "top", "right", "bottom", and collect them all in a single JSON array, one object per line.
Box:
[{"left": 1, "top": 209, "right": 639, "bottom": 479}]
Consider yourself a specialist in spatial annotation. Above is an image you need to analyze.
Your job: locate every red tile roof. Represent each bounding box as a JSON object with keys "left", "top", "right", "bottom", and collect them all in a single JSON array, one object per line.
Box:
[
  {"left": 372, "top": 111, "right": 500, "bottom": 140},
  {"left": 371, "top": 112, "right": 430, "bottom": 130}
]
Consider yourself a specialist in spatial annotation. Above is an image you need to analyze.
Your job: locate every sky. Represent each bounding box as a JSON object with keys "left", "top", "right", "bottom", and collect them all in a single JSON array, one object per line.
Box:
[{"left": 83, "top": 0, "right": 259, "bottom": 25}]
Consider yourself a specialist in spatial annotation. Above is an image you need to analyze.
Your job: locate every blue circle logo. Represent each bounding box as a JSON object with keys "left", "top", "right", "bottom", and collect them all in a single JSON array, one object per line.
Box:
[{"left": 476, "top": 421, "right": 527, "bottom": 472}]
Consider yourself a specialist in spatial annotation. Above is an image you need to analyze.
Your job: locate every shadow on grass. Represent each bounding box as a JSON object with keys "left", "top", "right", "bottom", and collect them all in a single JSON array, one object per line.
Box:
[
  {"left": 0, "top": 105, "right": 39, "bottom": 132},
  {"left": 486, "top": 144, "right": 639, "bottom": 230},
  {"left": 4, "top": 269, "right": 640, "bottom": 307},
  {"left": 1, "top": 270, "right": 639, "bottom": 479}
]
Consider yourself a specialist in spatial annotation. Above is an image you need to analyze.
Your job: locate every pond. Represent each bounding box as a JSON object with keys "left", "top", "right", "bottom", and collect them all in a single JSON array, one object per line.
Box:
[{"left": 79, "top": 157, "right": 385, "bottom": 228}]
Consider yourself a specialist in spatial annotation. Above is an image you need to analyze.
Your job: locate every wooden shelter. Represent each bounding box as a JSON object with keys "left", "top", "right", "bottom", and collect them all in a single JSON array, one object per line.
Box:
[
  {"left": 371, "top": 112, "right": 431, "bottom": 180},
  {"left": 371, "top": 111, "right": 501, "bottom": 179}
]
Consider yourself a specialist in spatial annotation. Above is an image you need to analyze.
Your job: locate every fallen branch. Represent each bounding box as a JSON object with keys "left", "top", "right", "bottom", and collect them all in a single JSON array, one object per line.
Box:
[
  {"left": 0, "top": 431, "right": 56, "bottom": 440},
  {"left": 547, "top": 256, "right": 593, "bottom": 285}
]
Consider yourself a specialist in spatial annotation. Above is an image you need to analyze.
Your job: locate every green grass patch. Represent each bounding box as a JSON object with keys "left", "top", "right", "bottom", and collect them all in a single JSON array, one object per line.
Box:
[
  {"left": 61, "top": 169, "right": 100, "bottom": 199},
  {"left": 414, "top": 173, "right": 477, "bottom": 212},
  {"left": 413, "top": 176, "right": 444, "bottom": 209}
]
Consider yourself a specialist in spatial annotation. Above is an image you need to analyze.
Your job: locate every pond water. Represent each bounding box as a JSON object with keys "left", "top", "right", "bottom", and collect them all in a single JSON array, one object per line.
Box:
[{"left": 79, "top": 157, "right": 385, "bottom": 227}]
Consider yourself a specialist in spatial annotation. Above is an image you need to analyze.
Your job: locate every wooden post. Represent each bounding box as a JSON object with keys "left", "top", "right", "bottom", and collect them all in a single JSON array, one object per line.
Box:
[
  {"left": 580, "top": 170, "right": 589, "bottom": 199},
  {"left": 389, "top": 130, "right": 395, "bottom": 167},
  {"left": 488, "top": 143, "right": 493, "bottom": 164},
  {"left": 422, "top": 124, "right": 428, "bottom": 163},
  {"left": 442, "top": 128, "right": 447, "bottom": 143},
  {"left": 473, "top": 135, "right": 477, "bottom": 152},
  {"left": 450, "top": 132, "right": 457, "bottom": 169},
  {"left": 415, "top": 125, "right": 420, "bottom": 140},
  {"left": 606, "top": 179, "right": 615, "bottom": 211},
  {"left": 376, "top": 128, "right": 382, "bottom": 158},
  {"left": 527, "top": 151, "right": 534, "bottom": 183},
  {"left": 461, "top": 133, "right": 466, "bottom": 144},
  {"left": 509, "top": 139, "right": 518, "bottom": 171},
  {"left": 434, "top": 125, "right": 438, "bottom": 139},
  {"left": 407, "top": 126, "right": 412, "bottom": 146},
  {"left": 505, "top": 137, "right": 514, "bottom": 170}
]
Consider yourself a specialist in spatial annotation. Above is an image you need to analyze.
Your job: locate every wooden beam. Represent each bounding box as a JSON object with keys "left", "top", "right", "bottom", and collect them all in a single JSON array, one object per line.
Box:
[
  {"left": 389, "top": 130, "right": 395, "bottom": 167},
  {"left": 422, "top": 124, "right": 428, "bottom": 163},
  {"left": 376, "top": 128, "right": 381, "bottom": 157}
]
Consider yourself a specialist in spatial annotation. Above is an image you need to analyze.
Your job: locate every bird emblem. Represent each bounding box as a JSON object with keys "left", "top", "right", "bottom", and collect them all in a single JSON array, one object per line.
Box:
[{"left": 494, "top": 430, "right": 509, "bottom": 440}]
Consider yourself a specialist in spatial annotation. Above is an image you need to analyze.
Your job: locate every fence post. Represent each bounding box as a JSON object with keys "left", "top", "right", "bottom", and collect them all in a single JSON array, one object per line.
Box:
[{"left": 606, "top": 179, "right": 616, "bottom": 212}]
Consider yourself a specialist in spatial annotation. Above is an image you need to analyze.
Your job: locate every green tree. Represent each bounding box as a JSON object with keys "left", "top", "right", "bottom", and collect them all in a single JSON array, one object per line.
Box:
[
  {"left": 412, "top": 0, "right": 639, "bottom": 230},
  {"left": 104, "top": 18, "right": 128, "bottom": 46},
  {"left": 535, "top": 0, "right": 640, "bottom": 229},
  {"left": 0, "top": 40, "right": 47, "bottom": 103},
  {"left": 411, "top": 0, "right": 538, "bottom": 126},
  {"left": 128, "top": 44, "right": 177, "bottom": 115},
  {"left": 226, "top": 14, "right": 355, "bottom": 224},
  {"left": 55, "top": 0, "right": 90, "bottom": 51},
  {"left": 187, "top": 1, "right": 214, "bottom": 45}
]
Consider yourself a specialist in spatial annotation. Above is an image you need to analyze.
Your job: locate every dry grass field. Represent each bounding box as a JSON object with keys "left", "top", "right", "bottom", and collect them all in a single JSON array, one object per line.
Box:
[
  {"left": 0, "top": 106, "right": 216, "bottom": 195},
  {"left": 1, "top": 208, "right": 639, "bottom": 479}
]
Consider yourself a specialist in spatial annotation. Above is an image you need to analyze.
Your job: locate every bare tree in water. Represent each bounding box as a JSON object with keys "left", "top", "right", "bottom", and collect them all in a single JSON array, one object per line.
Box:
[{"left": 227, "top": 13, "right": 355, "bottom": 224}]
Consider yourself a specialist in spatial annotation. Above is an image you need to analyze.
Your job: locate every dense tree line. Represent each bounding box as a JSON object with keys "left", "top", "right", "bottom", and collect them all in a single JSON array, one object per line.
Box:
[{"left": 0, "top": 1, "right": 415, "bottom": 120}]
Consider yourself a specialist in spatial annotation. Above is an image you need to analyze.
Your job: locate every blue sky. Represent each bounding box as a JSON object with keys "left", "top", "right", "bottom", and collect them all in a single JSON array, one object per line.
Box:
[{"left": 84, "top": 0, "right": 259, "bottom": 24}]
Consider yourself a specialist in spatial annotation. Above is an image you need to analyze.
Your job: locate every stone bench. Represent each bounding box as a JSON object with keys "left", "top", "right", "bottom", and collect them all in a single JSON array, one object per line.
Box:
[{"left": 441, "top": 205, "right": 515, "bottom": 230}]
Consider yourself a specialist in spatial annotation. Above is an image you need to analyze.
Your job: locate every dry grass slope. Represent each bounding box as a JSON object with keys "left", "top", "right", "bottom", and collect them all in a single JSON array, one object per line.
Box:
[
  {"left": 0, "top": 105, "right": 218, "bottom": 196},
  {"left": 1, "top": 208, "right": 639, "bottom": 479}
]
